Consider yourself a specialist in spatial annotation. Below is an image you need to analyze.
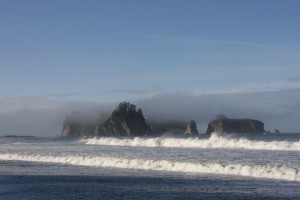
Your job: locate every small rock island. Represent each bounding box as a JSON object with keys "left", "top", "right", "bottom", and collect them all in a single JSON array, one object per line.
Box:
[
  {"left": 62, "top": 102, "right": 154, "bottom": 137},
  {"left": 206, "top": 117, "right": 265, "bottom": 135},
  {"left": 97, "top": 102, "right": 152, "bottom": 137},
  {"left": 62, "top": 101, "right": 266, "bottom": 137},
  {"left": 185, "top": 120, "right": 199, "bottom": 135}
]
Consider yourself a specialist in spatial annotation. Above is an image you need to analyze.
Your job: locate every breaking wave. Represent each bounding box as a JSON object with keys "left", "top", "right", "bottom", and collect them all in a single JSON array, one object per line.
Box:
[
  {"left": 1, "top": 153, "right": 299, "bottom": 182},
  {"left": 81, "top": 134, "right": 300, "bottom": 151}
]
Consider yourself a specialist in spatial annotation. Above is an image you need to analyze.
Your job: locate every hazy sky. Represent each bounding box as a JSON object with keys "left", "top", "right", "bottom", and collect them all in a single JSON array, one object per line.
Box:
[{"left": 0, "top": 0, "right": 300, "bottom": 135}]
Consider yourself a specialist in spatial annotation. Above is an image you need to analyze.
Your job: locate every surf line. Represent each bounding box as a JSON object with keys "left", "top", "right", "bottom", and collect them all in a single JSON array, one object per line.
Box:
[
  {"left": 1, "top": 153, "right": 299, "bottom": 182},
  {"left": 82, "top": 136, "right": 300, "bottom": 151}
]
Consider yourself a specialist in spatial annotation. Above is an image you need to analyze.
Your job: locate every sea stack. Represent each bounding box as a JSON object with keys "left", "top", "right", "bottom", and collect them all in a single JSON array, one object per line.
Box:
[
  {"left": 206, "top": 118, "right": 265, "bottom": 134},
  {"left": 185, "top": 120, "right": 199, "bottom": 135},
  {"left": 61, "top": 111, "right": 97, "bottom": 137},
  {"left": 97, "top": 102, "right": 152, "bottom": 137}
]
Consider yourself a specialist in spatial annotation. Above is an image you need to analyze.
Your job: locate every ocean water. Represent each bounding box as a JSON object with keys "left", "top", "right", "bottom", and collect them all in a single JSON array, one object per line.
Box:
[{"left": 0, "top": 133, "right": 299, "bottom": 199}]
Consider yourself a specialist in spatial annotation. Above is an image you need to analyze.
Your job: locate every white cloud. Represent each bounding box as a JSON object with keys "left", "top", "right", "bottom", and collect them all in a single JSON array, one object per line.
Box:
[
  {"left": 0, "top": 97, "right": 65, "bottom": 113},
  {"left": 101, "top": 86, "right": 164, "bottom": 95},
  {"left": 145, "top": 34, "right": 300, "bottom": 50},
  {"left": 197, "top": 79, "right": 300, "bottom": 95}
]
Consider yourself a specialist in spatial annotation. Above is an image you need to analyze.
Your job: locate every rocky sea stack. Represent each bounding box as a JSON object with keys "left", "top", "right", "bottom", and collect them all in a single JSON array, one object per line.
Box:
[
  {"left": 62, "top": 102, "right": 267, "bottom": 137},
  {"left": 97, "top": 102, "right": 152, "bottom": 137},
  {"left": 185, "top": 120, "right": 199, "bottom": 135},
  {"left": 206, "top": 118, "right": 265, "bottom": 134},
  {"left": 62, "top": 102, "right": 152, "bottom": 137},
  {"left": 61, "top": 111, "right": 97, "bottom": 137}
]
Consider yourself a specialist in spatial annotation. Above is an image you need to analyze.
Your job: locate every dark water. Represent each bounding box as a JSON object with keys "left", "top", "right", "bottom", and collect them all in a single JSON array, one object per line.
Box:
[{"left": 1, "top": 175, "right": 299, "bottom": 200}]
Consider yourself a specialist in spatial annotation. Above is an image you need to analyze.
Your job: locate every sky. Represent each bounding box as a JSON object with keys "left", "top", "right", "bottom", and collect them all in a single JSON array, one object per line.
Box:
[{"left": 0, "top": 0, "right": 300, "bottom": 135}]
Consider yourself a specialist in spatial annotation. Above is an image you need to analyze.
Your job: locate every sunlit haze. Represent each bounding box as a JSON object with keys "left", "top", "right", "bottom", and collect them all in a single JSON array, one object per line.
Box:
[{"left": 1, "top": 0, "right": 300, "bottom": 135}]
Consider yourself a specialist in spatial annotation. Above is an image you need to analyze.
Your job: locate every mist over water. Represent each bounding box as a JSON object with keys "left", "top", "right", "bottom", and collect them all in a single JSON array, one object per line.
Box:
[
  {"left": 135, "top": 90, "right": 300, "bottom": 133},
  {"left": 0, "top": 100, "right": 114, "bottom": 137},
  {"left": 1, "top": 89, "right": 300, "bottom": 136}
]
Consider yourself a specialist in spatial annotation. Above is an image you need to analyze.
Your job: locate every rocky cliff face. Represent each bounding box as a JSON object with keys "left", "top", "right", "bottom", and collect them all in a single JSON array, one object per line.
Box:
[
  {"left": 206, "top": 118, "right": 265, "bottom": 134},
  {"left": 97, "top": 102, "right": 152, "bottom": 137},
  {"left": 185, "top": 120, "right": 199, "bottom": 135},
  {"left": 61, "top": 111, "right": 97, "bottom": 137}
]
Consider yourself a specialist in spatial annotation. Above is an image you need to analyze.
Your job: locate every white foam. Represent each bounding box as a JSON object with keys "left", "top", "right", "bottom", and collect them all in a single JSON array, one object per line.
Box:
[
  {"left": 81, "top": 134, "right": 300, "bottom": 151},
  {"left": 1, "top": 153, "right": 299, "bottom": 182}
]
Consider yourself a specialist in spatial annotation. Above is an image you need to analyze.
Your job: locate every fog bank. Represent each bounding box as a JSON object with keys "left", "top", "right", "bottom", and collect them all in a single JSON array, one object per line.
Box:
[
  {"left": 1, "top": 89, "right": 300, "bottom": 136},
  {"left": 136, "top": 89, "right": 300, "bottom": 133}
]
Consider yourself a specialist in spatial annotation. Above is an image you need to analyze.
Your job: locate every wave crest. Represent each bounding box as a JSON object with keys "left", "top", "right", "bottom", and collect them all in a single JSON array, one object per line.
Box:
[
  {"left": 1, "top": 153, "right": 299, "bottom": 182},
  {"left": 81, "top": 134, "right": 300, "bottom": 151}
]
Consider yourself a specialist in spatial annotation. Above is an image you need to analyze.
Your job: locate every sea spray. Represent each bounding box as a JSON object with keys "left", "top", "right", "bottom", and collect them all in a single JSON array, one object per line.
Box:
[{"left": 81, "top": 133, "right": 300, "bottom": 151}]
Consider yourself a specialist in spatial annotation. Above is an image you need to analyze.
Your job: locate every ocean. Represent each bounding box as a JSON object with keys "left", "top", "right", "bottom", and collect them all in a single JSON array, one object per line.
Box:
[{"left": 0, "top": 133, "right": 299, "bottom": 199}]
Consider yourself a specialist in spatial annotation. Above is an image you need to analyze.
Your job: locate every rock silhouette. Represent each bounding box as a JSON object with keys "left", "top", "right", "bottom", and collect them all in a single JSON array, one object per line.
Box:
[
  {"left": 185, "top": 120, "right": 199, "bottom": 135},
  {"left": 62, "top": 103, "right": 267, "bottom": 137},
  {"left": 206, "top": 118, "right": 264, "bottom": 134},
  {"left": 97, "top": 102, "right": 152, "bottom": 136}
]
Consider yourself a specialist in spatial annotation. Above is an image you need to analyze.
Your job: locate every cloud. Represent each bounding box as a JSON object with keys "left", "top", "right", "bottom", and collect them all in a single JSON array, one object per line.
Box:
[
  {"left": 135, "top": 89, "right": 300, "bottom": 133},
  {"left": 0, "top": 88, "right": 300, "bottom": 136},
  {"left": 0, "top": 97, "right": 65, "bottom": 113},
  {"left": 0, "top": 97, "right": 114, "bottom": 137},
  {"left": 200, "top": 79, "right": 300, "bottom": 95},
  {"left": 145, "top": 34, "right": 300, "bottom": 50},
  {"left": 41, "top": 92, "right": 81, "bottom": 98},
  {"left": 287, "top": 77, "right": 300, "bottom": 83},
  {"left": 101, "top": 86, "right": 164, "bottom": 95}
]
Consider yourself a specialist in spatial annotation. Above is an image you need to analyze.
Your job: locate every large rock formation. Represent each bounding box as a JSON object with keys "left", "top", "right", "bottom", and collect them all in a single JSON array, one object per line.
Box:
[
  {"left": 185, "top": 120, "right": 199, "bottom": 135},
  {"left": 206, "top": 118, "right": 265, "bottom": 134},
  {"left": 61, "top": 111, "right": 97, "bottom": 137},
  {"left": 97, "top": 102, "right": 152, "bottom": 137}
]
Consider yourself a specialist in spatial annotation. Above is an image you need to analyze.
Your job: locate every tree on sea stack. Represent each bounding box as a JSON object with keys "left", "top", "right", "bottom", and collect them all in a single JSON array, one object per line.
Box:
[{"left": 97, "top": 102, "right": 152, "bottom": 137}]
